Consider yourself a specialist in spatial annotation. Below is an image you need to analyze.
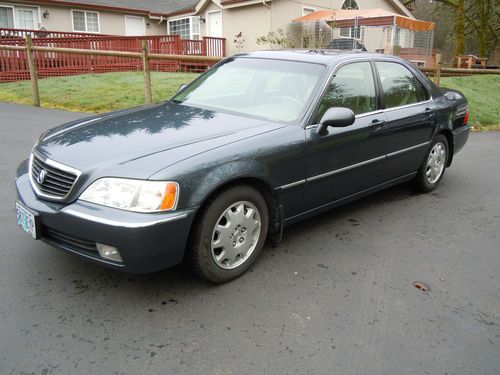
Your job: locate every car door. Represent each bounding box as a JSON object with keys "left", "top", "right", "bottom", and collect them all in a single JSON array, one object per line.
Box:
[
  {"left": 373, "top": 61, "right": 436, "bottom": 180},
  {"left": 304, "top": 60, "right": 389, "bottom": 209}
]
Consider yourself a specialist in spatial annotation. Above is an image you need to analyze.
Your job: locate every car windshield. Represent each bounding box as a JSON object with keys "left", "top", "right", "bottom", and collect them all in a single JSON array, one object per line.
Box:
[{"left": 172, "top": 57, "right": 326, "bottom": 123}]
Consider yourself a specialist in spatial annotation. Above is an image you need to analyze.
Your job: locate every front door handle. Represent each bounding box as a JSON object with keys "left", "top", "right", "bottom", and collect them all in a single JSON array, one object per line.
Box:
[{"left": 371, "top": 118, "right": 386, "bottom": 131}]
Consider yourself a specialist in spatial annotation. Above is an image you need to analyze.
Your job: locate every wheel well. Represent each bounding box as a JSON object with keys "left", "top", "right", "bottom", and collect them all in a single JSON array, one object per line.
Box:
[
  {"left": 437, "top": 129, "right": 454, "bottom": 167},
  {"left": 194, "top": 177, "right": 280, "bottom": 233}
]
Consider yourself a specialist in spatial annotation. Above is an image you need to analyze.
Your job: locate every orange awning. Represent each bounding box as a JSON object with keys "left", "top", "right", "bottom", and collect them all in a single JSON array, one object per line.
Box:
[{"left": 292, "top": 8, "right": 435, "bottom": 32}]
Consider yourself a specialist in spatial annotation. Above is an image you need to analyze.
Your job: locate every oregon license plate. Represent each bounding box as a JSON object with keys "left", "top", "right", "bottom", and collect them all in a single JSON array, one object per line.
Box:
[{"left": 16, "top": 202, "right": 38, "bottom": 239}]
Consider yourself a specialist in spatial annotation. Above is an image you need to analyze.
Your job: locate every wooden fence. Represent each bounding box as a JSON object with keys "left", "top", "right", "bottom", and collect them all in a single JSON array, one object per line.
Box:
[
  {"left": 0, "top": 43, "right": 498, "bottom": 109},
  {"left": 0, "top": 28, "right": 226, "bottom": 82},
  {"left": 0, "top": 36, "right": 223, "bottom": 107}
]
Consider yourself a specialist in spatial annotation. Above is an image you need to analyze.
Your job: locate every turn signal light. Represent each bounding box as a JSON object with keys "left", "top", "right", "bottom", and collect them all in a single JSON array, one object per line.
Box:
[{"left": 161, "top": 183, "right": 178, "bottom": 210}]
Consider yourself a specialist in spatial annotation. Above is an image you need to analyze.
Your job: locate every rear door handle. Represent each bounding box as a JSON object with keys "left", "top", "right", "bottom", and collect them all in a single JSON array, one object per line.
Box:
[{"left": 425, "top": 108, "right": 437, "bottom": 116}]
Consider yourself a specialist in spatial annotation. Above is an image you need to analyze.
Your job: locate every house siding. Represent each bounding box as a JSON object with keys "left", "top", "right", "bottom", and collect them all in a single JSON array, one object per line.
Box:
[{"left": 0, "top": 1, "right": 167, "bottom": 35}]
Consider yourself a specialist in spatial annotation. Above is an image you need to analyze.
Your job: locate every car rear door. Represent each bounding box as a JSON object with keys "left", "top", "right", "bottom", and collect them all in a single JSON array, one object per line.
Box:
[
  {"left": 304, "top": 60, "right": 389, "bottom": 209},
  {"left": 373, "top": 60, "right": 436, "bottom": 180}
]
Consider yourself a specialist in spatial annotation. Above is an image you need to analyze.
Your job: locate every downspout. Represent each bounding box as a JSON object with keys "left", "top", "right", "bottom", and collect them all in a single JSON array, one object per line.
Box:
[
  {"left": 156, "top": 16, "right": 165, "bottom": 26},
  {"left": 262, "top": 0, "right": 271, "bottom": 40}
]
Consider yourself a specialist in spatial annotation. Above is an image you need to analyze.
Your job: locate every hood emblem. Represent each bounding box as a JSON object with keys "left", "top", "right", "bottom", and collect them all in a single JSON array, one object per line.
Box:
[{"left": 36, "top": 169, "right": 47, "bottom": 184}]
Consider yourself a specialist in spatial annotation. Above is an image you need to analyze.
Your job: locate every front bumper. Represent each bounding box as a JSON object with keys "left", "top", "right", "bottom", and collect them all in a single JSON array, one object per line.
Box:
[{"left": 16, "top": 161, "right": 197, "bottom": 273}]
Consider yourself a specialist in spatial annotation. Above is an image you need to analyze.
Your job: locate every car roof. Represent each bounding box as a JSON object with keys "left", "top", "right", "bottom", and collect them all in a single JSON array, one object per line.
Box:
[{"left": 233, "top": 50, "right": 401, "bottom": 66}]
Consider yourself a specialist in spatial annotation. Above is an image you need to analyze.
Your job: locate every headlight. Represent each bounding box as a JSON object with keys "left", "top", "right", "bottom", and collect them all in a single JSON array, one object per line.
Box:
[{"left": 79, "top": 178, "right": 179, "bottom": 213}]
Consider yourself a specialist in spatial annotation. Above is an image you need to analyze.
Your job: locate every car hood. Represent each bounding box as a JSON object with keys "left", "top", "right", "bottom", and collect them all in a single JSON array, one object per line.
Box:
[{"left": 36, "top": 103, "right": 284, "bottom": 178}]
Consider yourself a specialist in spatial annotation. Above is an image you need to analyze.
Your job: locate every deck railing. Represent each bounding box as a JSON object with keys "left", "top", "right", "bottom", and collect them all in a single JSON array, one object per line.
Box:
[{"left": 0, "top": 28, "right": 226, "bottom": 82}]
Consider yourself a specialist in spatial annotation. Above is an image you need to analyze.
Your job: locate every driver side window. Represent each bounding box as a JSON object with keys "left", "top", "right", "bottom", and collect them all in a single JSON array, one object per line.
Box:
[{"left": 315, "top": 61, "right": 376, "bottom": 123}]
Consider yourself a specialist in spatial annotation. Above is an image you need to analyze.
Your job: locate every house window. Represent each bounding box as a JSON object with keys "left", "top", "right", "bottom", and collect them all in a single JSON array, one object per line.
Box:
[
  {"left": 302, "top": 7, "right": 316, "bottom": 16},
  {"left": 340, "top": 0, "right": 360, "bottom": 39},
  {"left": 0, "top": 7, "right": 15, "bottom": 28},
  {"left": 72, "top": 10, "right": 100, "bottom": 33},
  {"left": 168, "top": 17, "right": 200, "bottom": 40},
  {"left": 340, "top": 26, "right": 361, "bottom": 39},
  {"left": 17, "top": 9, "right": 36, "bottom": 29},
  {"left": 341, "top": 0, "right": 359, "bottom": 9}
]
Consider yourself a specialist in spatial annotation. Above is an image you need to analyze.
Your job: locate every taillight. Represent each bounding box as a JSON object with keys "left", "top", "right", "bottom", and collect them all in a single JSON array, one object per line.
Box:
[{"left": 464, "top": 110, "right": 469, "bottom": 125}]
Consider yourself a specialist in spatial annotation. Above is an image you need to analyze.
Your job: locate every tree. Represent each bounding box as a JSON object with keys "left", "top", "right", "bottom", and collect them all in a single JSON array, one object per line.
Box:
[
  {"left": 465, "top": 0, "right": 500, "bottom": 57},
  {"left": 433, "top": 0, "right": 466, "bottom": 56}
]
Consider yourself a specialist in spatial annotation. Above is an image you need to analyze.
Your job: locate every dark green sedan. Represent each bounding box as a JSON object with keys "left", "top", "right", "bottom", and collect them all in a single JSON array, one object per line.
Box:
[{"left": 16, "top": 50, "right": 470, "bottom": 283}]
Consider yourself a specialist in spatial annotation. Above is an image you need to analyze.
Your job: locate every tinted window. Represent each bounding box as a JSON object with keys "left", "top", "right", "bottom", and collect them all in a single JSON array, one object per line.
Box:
[
  {"left": 375, "top": 62, "right": 430, "bottom": 109},
  {"left": 315, "top": 61, "right": 376, "bottom": 122}
]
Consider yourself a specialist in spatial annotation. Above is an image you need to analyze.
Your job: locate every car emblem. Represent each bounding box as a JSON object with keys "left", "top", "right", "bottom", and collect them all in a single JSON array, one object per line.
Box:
[{"left": 36, "top": 169, "right": 47, "bottom": 184}]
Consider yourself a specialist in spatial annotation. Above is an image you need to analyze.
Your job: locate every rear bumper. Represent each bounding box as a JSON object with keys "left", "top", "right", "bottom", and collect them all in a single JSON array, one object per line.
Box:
[
  {"left": 453, "top": 125, "right": 470, "bottom": 155},
  {"left": 16, "top": 162, "right": 196, "bottom": 273}
]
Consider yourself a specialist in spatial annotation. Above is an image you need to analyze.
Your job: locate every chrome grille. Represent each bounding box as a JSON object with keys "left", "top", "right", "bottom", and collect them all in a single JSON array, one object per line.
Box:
[{"left": 30, "top": 152, "right": 80, "bottom": 200}]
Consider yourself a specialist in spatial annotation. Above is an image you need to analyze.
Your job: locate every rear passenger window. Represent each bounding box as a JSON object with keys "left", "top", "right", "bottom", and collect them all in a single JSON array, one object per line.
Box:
[
  {"left": 315, "top": 62, "right": 376, "bottom": 122},
  {"left": 375, "top": 62, "right": 430, "bottom": 109}
]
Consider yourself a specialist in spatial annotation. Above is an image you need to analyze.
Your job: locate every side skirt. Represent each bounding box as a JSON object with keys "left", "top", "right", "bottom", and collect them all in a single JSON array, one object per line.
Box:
[{"left": 283, "top": 172, "right": 417, "bottom": 227}]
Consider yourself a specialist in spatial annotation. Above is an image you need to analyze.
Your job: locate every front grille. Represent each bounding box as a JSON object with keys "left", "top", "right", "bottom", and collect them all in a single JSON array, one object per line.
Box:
[
  {"left": 42, "top": 226, "right": 98, "bottom": 254},
  {"left": 30, "top": 152, "right": 79, "bottom": 199}
]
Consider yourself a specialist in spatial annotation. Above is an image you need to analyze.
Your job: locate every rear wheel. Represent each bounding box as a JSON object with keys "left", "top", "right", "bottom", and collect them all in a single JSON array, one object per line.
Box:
[
  {"left": 188, "top": 185, "right": 269, "bottom": 283},
  {"left": 415, "top": 135, "right": 449, "bottom": 192}
]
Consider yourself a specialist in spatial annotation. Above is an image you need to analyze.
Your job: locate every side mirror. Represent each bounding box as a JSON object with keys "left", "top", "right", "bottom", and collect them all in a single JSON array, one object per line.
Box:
[
  {"left": 178, "top": 84, "right": 187, "bottom": 93},
  {"left": 316, "top": 107, "right": 355, "bottom": 135}
]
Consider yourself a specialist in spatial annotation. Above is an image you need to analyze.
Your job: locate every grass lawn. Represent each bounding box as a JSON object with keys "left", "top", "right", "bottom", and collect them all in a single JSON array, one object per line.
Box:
[
  {"left": 440, "top": 75, "right": 500, "bottom": 131},
  {"left": 0, "top": 72, "right": 498, "bottom": 130},
  {"left": 0, "top": 72, "right": 199, "bottom": 113}
]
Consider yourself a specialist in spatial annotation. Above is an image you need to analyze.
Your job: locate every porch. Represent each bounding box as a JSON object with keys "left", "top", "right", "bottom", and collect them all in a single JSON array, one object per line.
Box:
[{"left": 0, "top": 28, "right": 226, "bottom": 82}]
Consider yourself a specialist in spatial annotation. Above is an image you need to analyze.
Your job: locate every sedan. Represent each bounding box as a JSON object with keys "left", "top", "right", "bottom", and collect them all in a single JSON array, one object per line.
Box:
[{"left": 15, "top": 51, "right": 470, "bottom": 283}]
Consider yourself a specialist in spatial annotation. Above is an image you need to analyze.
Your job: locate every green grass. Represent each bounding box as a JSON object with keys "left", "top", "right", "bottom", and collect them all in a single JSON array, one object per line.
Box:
[
  {"left": 440, "top": 75, "right": 500, "bottom": 130},
  {"left": 0, "top": 72, "right": 498, "bottom": 130},
  {"left": 0, "top": 72, "right": 199, "bottom": 113}
]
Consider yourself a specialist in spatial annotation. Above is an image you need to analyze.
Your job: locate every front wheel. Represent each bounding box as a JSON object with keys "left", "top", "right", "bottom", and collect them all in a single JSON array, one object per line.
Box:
[
  {"left": 415, "top": 135, "right": 449, "bottom": 192},
  {"left": 188, "top": 185, "right": 269, "bottom": 283}
]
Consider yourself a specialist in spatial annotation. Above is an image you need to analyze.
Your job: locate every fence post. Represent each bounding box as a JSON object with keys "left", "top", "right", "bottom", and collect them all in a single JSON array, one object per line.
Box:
[
  {"left": 434, "top": 53, "right": 442, "bottom": 86},
  {"left": 25, "top": 35, "right": 40, "bottom": 107},
  {"left": 142, "top": 40, "right": 152, "bottom": 105}
]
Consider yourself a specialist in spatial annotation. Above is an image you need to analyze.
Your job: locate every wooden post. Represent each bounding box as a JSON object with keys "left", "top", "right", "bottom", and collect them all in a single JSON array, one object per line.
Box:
[
  {"left": 25, "top": 35, "right": 40, "bottom": 107},
  {"left": 142, "top": 40, "right": 152, "bottom": 105},
  {"left": 434, "top": 53, "right": 442, "bottom": 86}
]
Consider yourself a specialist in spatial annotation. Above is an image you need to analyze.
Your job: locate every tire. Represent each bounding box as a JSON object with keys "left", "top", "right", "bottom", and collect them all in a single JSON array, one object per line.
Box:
[
  {"left": 415, "top": 134, "right": 449, "bottom": 192},
  {"left": 188, "top": 185, "right": 269, "bottom": 283}
]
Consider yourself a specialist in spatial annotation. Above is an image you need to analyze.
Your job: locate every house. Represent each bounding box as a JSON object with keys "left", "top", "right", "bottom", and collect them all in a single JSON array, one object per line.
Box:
[
  {"left": 0, "top": 0, "right": 197, "bottom": 36},
  {"left": 1, "top": 0, "right": 416, "bottom": 55}
]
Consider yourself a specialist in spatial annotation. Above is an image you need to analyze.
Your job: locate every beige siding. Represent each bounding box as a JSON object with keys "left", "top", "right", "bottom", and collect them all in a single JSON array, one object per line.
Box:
[
  {"left": 1, "top": 1, "right": 167, "bottom": 35},
  {"left": 222, "top": 4, "right": 270, "bottom": 54}
]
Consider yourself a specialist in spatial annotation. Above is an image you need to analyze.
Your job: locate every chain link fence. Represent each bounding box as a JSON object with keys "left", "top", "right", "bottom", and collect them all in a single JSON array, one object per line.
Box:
[{"left": 288, "top": 21, "right": 435, "bottom": 67}]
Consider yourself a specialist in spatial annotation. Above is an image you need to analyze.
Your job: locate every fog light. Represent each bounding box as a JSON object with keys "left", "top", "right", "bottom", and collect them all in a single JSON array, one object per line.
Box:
[{"left": 96, "top": 243, "right": 123, "bottom": 262}]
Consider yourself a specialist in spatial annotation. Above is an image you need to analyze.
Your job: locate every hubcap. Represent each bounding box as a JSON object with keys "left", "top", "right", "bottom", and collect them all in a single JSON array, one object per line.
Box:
[
  {"left": 211, "top": 201, "right": 261, "bottom": 270},
  {"left": 426, "top": 142, "right": 446, "bottom": 184}
]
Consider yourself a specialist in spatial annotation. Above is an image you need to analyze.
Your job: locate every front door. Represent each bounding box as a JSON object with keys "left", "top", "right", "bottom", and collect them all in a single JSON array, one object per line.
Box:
[
  {"left": 305, "top": 61, "right": 389, "bottom": 209},
  {"left": 207, "top": 11, "right": 222, "bottom": 37},
  {"left": 125, "top": 16, "right": 145, "bottom": 36}
]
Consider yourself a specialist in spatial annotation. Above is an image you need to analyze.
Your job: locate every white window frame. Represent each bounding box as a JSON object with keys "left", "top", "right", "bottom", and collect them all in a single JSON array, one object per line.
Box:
[
  {"left": 302, "top": 6, "right": 317, "bottom": 16},
  {"left": 16, "top": 7, "right": 37, "bottom": 30},
  {"left": 0, "top": 5, "right": 15, "bottom": 28},
  {"left": 71, "top": 9, "right": 100, "bottom": 33},
  {"left": 206, "top": 10, "right": 223, "bottom": 38},
  {"left": 124, "top": 15, "right": 145, "bottom": 36},
  {"left": 167, "top": 16, "right": 200, "bottom": 40},
  {"left": 0, "top": 4, "right": 41, "bottom": 29}
]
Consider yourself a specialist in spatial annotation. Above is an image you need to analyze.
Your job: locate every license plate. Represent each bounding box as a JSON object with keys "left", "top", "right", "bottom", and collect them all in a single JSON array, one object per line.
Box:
[{"left": 16, "top": 202, "right": 39, "bottom": 239}]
